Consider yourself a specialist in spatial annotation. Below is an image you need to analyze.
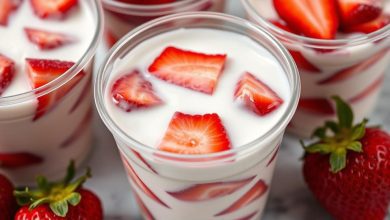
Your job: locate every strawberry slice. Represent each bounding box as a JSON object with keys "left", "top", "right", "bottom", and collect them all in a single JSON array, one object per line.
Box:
[
  {"left": 266, "top": 146, "right": 280, "bottom": 167},
  {"left": 69, "top": 74, "right": 91, "bottom": 114},
  {"left": 121, "top": 156, "right": 169, "bottom": 208},
  {"left": 0, "top": 152, "right": 43, "bottom": 169},
  {"left": 30, "top": 0, "right": 78, "bottom": 19},
  {"left": 237, "top": 211, "right": 259, "bottom": 220},
  {"left": 61, "top": 107, "right": 92, "bottom": 148},
  {"left": 342, "top": 14, "right": 390, "bottom": 34},
  {"left": 118, "top": 0, "right": 174, "bottom": 5},
  {"left": 289, "top": 50, "right": 321, "bottom": 73},
  {"left": 104, "top": 29, "right": 118, "bottom": 48},
  {"left": 216, "top": 179, "right": 268, "bottom": 216},
  {"left": 273, "top": 0, "right": 339, "bottom": 39},
  {"left": 298, "top": 98, "right": 335, "bottom": 115},
  {"left": 270, "top": 19, "right": 296, "bottom": 33},
  {"left": 167, "top": 177, "right": 254, "bottom": 202},
  {"left": 158, "top": 112, "right": 231, "bottom": 154},
  {"left": 0, "top": 54, "right": 15, "bottom": 96},
  {"left": 0, "top": 0, "right": 20, "bottom": 26},
  {"left": 337, "top": 0, "right": 382, "bottom": 27},
  {"left": 350, "top": 75, "right": 384, "bottom": 103},
  {"left": 318, "top": 49, "right": 388, "bottom": 85},
  {"left": 234, "top": 72, "right": 283, "bottom": 116},
  {"left": 26, "top": 58, "right": 84, "bottom": 121},
  {"left": 148, "top": 46, "right": 227, "bottom": 94},
  {"left": 111, "top": 70, "right": 163, "bottom": 112},
  {"left": 131, "top": 149, "right": 157, "bottom": 174},
  {"left": 133, "top": 191, "right": 155, "bottom": 220},
  {"left": 24, "top": 27, "right": 75, "bottom": 50}
]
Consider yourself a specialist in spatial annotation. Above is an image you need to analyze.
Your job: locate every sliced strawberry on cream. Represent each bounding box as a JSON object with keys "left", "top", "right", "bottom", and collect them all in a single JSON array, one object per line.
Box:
[
  {"left": 342, "top": 14, "right": 390, "bottom": 34},
  {"left": 273, "top": 0, "right": 339, "bottom": 39},
  {"left": 234, "top": 72, "right": 283, "bottom": 116},
  {"left": 0, "top": 152, "right": 43, "bottom": 169},
  {"left": 298, "top": 98, "right": 335, "bottom": 115},
  {"left": 158, "top": 112, "right": 231, "bottom": 154},
  {"left": 30, "top": 0, "right": 78, "bottom": 19},
  {"left": 111, "top": 69, "right": 163, "bottom": 112},
  {"left": 0, "top": 0, "right": 20, "bottom": 26},
  {"left": 167, "top": 177, "right": 254, "bottom": 202},
  {"left": 24, "top": 27, "right": 75, "bottom": 50},
  {"left": 148, "top": 46, "right": 227, "bottom": 94},
  {"left": 26, "top": 58, "right": 84, "bottom": 121},
  {"left": 337, "top": 0, "right": 382, "bottom": 27},
  {"left": 216, "top": 179, "right": 268, "bottom": 216},
  {"left": 0, "top": 54, "right": 15, "bottom": 96},
  {"left": 121, "top": 156, "right": 169, "bottom": 208}
]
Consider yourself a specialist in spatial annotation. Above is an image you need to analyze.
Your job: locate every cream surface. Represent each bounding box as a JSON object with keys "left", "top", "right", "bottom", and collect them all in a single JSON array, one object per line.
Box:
[{"left": 105, "top": 28, "right": 291, "bottom": 148}]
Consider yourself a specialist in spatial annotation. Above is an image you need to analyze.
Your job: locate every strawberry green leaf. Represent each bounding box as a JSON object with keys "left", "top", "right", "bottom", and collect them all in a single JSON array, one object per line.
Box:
[
  {"left": 306, "top": 143, "right": 332, "bottom": 154},
  {"left": 346, "top": 141, "right": 363, "bottom": 152},
  {"left": 66, "top": 192, "right": 81, "bottom": 206},
  {"left": 351, "top": 120, "right": 367, "bottom": 141},
  {"left": 63, "top": 160, "right": 76, "bottom": 185},
  {"left": 325, "top": 121, "right": 339, "bottom": 134},
  {"left": 36, "top": 176, "right": 50, "bottom": 192},
  {"left": 30, "top": 198, "right": 50, "bottom": 209},
  {"left": 312, "top": 127, "right": 326, "bottom": 139},
  {"left": 50, "top": 200, "right": 69, "bottom": 217},
  {"left": 332, "top": 96, "right": 353, "bottom": 129},
  {"left": 330, "top": 149, "right": 347, "bottom": 173}
]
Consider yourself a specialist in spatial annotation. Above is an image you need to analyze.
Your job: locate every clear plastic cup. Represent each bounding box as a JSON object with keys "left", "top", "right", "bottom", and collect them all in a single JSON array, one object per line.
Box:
[
  {"left": 0, "top": 0, "right": 103, "bottom": 185},
  {"left": 242, "top": 0, "right": 390, "bottom": 137},
  {"left": 95, "top": 12, "right": 300, "bottom": 220},
  {"left": 101, "top": 0, "right": 226, "bottom": 47}
]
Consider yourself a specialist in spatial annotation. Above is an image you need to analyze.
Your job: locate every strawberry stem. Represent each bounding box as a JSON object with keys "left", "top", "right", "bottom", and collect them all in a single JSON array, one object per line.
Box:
[{"left": 302, "top": 96, "right": 367, "bottom": 173}]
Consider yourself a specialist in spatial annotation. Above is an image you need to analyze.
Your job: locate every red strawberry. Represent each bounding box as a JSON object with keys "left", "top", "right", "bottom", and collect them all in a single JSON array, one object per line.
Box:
[
  {"left": 111, "top": 69, "right": 163, "bottom": 112},
  {"left": 302, "top": 96, "right": 390, "bottom": 220},
  {"left": 61, "top": 107, "right": 92, "bottom": 148},
  {"left": 343, "top": 14, "right": 390, "bottom": 33},
  {"left": 298, "top": 98, "right": 335, "bottom": 115},
  {"left": 0, "top": 152, "right": 43, "bottom": 169},
  {"left": 318, "top": 49, "right": 388, "bottom": 85},
  {"left": 133, "top": 190, "right": 155, "bottom": 220},
  {"left": 117, "top": 0, "right": 174, "bottom": 5},
  {"left": 148, "top": 46, "right": 227, "bottom": 94},
  {"left": 158, "top": 112, "right": 231, "bottom": 154},
  {"left": 273, "top": 0, "right": 339, "bottom": 39},
  {"left": 289, "top": 50, "right": 321, "bottom": 73},
  {"left": 14, "top": 161, "right": 103, "bottom": 220},
  {"left": 25, "top": 27, "right": 75, "bottom": 50},
  {"left": 168, "top": 177, "right": 254, "bottom": 202},
  {"left": 337, "top": 0, "right": 382, "bottom": 27},
  {"left": 216, "top": 179, "right": 268, "bottom": 216},
  {"left": 0, "top": 0, "right": 20, "bottom": 26},
  {"left": 30, "top": 0, "right": 78, "bottom": 19},
  {"left": 350, "top": 74, "right": 384, "bottom": 103},
  {"left": 122, "top": 156, "right": 169, "bottom": 208},
  {"left": 26, "top": 58, "right": 84, "bottom": 121},
  {"left": 0, "top": 174, "right": 17, "bottom": 219},
  {"left": 0, "top": 54, "right": 15, "bottom": 96},
  {"left": 234, "top": 72, "right": 283, "bottom": 116}
]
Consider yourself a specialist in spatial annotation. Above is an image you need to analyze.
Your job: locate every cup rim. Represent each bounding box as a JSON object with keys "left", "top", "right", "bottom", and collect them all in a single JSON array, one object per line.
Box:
[
  {"left": 94, "top": 12, "right": 301, "bottom": 162},
  {"left": 0, "top": 0, "right": 104, "bottom": 107},
  {"left": 102, "top": 0, "right": 213, "bottom": 15},
  {"left": 241, "top": 0, "right": 390, "bottom": 49}
]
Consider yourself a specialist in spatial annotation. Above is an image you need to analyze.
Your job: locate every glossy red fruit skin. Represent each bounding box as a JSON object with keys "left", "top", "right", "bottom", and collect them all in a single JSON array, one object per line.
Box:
[
  {"left": 303, "top": 128, "right": 390, "bottom": 220},
  {"left": 14, "top": 189, "right": 103, "bottom": 220},
  {"left": 0, "top": 174, "right": 17, "bottom": 220}
]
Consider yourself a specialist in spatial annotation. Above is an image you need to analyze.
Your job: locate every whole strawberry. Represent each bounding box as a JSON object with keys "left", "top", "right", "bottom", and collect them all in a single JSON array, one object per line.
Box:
[
  {"left": 302, "top": 96, "right": 390, "bottom": 220},
  {"left": 14, "top": 161, "right": 103, "bottom": 220},
  {"left": 0, "top": 173, "right": 17, "bottom": 220}
]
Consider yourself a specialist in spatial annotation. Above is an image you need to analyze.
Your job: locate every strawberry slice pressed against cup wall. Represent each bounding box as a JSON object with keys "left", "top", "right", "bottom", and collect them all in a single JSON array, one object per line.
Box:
[
  {"left": 26, "top": 58, "right": 85, "bottom": 121},
  {"left": 148, "top": 46, "right": 227, "bottom": 95},
  {"left": 60, "top": 107, "right": 93, "bottom": 148},
  {"left": 349, "top": 74, "right": 384, "bottom": 103},
  {"left": 298, "top": 98, "right": 335, "bottom": 115},
  {"left": 215, "top": 179, "right": 268, "bottom": 216},
  {"left": 167, "top": 176, "right": 255, "bottom": 202},
  {"left": 0, "top": 152, "right": 43, "bottom": 169},
  {"left": 234, "top": 72, "right": 284, "bottom": 116},
  {"left": 133, "top": 189, "right": 156, "bottom": 220},
  {"left": 0, "top": 54, "right": 15, "bottom": 96},
  {"left": 121, "top": 156, "right": 169, "bottom": 208},
  {"left": 131, "top": 149, "right": 157, "bottom": 174}
]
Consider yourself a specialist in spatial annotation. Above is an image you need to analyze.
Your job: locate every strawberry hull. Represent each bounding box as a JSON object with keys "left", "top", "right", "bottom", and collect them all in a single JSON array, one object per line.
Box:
[
  {"left": 243, "top": 0, "right": 390, "bottom": 137},
  {"left": 101, "top": 0, "right": 226, "bottom": 48}
]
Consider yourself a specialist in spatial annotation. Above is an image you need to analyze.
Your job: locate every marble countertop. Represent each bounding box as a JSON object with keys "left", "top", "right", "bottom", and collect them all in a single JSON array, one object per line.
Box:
[{"left": 85, "top": 1, "right": 390, "bottom": 219}]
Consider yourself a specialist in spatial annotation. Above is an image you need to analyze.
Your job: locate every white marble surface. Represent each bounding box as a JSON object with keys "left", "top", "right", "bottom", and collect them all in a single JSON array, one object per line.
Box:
[{"left": 85, "top": 1, "right": 390, "bottom": 219}]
